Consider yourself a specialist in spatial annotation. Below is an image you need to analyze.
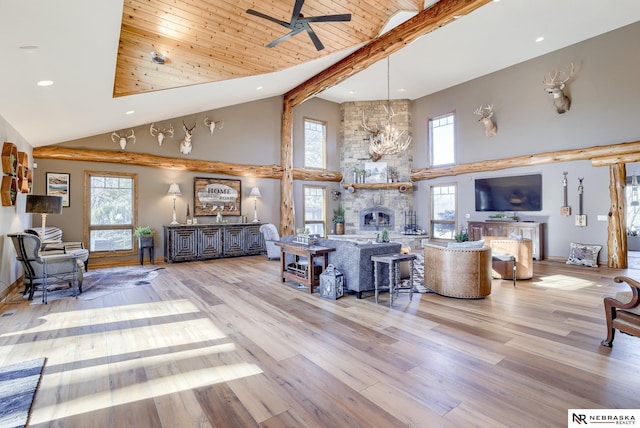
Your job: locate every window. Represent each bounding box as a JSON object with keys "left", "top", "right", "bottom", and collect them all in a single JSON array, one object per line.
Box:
[
  {"left": 303, "top": 185, "right": 326, "bottom": 236},
  {"left": 304, "top": 118, "right": 326, "bottom": 169},
  {"left": 429, "top": 113, "right": 455, "bottom": 167},
  {"left": 85, "top": 171, "right": 137, "bottom": 254},
  {"left": 430, "top": 183, "right": 457, "bottom": 240}
]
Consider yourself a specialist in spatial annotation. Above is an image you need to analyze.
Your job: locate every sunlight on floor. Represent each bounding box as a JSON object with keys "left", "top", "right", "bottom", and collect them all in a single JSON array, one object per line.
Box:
[
  {"left": 6, "top": 299, "right": 264, "bottom": 425},
  {"left": 531, "top": 274, "right": 597, "bottom": 290}
]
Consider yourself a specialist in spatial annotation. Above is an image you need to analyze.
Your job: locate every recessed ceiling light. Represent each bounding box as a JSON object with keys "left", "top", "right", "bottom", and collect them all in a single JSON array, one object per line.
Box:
[
  {"left": 349, "top": 90, "right": 356, "bottom": 95},
  {"left": 398, "top": 88, "right": 406, "bottom": 93},
  {"left": 256, "top": 86, "right": 263, "bottom": 91},
  {"left": 36, "top": 80, "right": 54, "bottom": 87},
  {"left": 535, "top": 36, "right": 545, "bottom": 43},
  {"left": 125, "top": 110, "right": 135, "bottom": 115}
]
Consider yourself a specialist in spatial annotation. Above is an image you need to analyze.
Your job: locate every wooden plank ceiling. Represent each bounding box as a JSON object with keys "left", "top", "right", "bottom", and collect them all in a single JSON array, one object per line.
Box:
[{"left": 114, "top": 0, "right": 423, "bottom": 97}]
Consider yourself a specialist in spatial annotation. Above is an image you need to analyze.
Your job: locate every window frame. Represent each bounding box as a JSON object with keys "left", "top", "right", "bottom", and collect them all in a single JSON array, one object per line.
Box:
[
  {"left": 429, "top": 182, "right": 458, "bottom": 241},
  {"left": 84, "top": 170, "right": 138, "bottom": 257},
  {"left": 303, "top": 117, "right": 327, "bottom": 170},
  {"left": 302, "top": 184, "right": 327, "bottom": 237},
  {"left": 429, "top": 111, "right": 456, "bottom": 167}
]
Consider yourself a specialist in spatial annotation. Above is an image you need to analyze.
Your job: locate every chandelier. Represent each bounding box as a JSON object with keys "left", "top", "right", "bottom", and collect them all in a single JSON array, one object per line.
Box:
[{"left": 362, "top": 57, "right": 412, "bottom": 155}]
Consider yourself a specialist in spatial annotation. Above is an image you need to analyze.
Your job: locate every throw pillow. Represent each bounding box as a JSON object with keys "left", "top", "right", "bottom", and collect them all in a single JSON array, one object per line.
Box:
[
  {"left": 448, "top": 239, "right": 485, "bottom": 249},
  {"left": 566, "top": 242, "right": 602, "bottom": 267}
]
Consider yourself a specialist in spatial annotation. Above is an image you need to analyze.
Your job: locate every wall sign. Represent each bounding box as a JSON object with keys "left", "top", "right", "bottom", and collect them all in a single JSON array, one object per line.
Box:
[{"left": 194, "top": 177, "right": 241, "bottom": 217}]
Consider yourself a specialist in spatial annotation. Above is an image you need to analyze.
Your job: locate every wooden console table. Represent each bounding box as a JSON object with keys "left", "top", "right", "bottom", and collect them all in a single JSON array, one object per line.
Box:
[{"left": 275, "top": 241, "right": 335, "bottom": 294}]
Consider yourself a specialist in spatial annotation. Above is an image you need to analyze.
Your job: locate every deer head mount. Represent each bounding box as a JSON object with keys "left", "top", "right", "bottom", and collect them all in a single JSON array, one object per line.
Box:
[
  {"left": 149, "top": 123, "right": 174, "bottom": 146},
  {"left": 180, "top": 121, "right": 196, "bottom": 154},
  {"left": 111, "top": 129, "right": 135, "bottom": 150},
  {"left": 203, "top": 117, "right": 224, "bottom": 134},
  {"left": 474, "top": 104, "right": 497, "bottom": 137},
  {"left": 543, "top": 63, "right": 575, "bottom": 114}
]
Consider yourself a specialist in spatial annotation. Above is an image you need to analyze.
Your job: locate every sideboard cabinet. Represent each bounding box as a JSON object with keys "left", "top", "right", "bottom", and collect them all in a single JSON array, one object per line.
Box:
[
  {"left": 164, "top": 223, "right": 265, "bottom": 263},
  {"left": 468, "top": 221, "right": 545, "bottom": 260}
]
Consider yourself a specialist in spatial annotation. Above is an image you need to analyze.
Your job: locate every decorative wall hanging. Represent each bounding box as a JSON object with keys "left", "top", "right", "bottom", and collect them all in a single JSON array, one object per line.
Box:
[
  {"left": 111, "top": 129, "right": 136, "bottom": 150},
  {"left": 575, "top": 177, "right": 587, "bottom": 227},
  {"left": 203, "top": 117, "right": 224, "bottom": 134},
  {"left": 46, "top": 172, "right": 70, "bottom": 207},
  {"left": 364, "top": 162, "right": 387, "bottom": 183},
  {"left": 194, "top": 177, "right": 241, "bottom": 217},
  {"left": 473, "top": 104, "right": 497, "bottom": 137},
  {"left": 149, "top": 123, "right": 174, "bottom": 146},
  {"left": 180, "top": 121, "right": 196, "bottom": 154},
  {"left": 543, "top": 62, "right": 575, "bottom": 114},
  {"left": 561, "top": 171, "right": 571, "bottom": 216}
]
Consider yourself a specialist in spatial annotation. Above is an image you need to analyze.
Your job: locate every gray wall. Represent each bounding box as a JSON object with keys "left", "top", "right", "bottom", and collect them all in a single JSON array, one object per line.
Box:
[{"left": 411, "top": 21, "right": 640, "bottom": 261}]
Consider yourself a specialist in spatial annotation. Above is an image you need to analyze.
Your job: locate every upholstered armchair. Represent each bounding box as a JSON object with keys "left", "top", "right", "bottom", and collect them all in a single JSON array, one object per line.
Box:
[
  {"left": 259, "top": 223, "right": 281, "bottom": 260},
  {"left": 601, "top": 275, "right": 640, "bottom": 347},
  {"left": 25, "top": 226, "right": 90, "bottom": 271},
  {"left": 9, "top": 233, "right": 83, "bottom": 303},
  {"left": 423, "top": 243, "right": 492, "bottom": 298}
]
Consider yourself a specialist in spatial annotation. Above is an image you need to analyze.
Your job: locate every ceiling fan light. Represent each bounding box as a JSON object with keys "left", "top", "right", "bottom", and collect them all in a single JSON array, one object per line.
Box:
[{"left": 150, "top": 51, "right": 166, "bottom": 64}]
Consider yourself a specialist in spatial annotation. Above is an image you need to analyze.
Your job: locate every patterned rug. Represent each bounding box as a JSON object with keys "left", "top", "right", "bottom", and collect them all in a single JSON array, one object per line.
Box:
[
  {"left": 29, "top": 266, "right": 163, "bottom": 304},
  {"left": 0, "top": 357, "right": 46, "bottom": 428}
]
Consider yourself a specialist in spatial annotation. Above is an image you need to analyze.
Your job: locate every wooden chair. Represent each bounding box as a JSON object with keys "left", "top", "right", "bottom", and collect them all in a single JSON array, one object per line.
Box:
[{"left": 601, "top": 275, "right": 640, "bottom": 347}]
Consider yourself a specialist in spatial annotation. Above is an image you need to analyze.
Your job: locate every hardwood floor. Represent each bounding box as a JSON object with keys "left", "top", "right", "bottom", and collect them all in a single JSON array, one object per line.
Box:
[{"left": 1, "top": 256, "right": 639, "bottom": 428}]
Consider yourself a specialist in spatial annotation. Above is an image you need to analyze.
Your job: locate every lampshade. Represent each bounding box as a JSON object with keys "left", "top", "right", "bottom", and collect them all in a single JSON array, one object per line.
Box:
[
  {"left": 250, "top": 187, "right": 261, "bottom": 198},
  {"left": 167, "top": 183, "right": 182, "bottom": 196},
  {"left": 25, "top": 195, "right": 63, "bottom": 214}
]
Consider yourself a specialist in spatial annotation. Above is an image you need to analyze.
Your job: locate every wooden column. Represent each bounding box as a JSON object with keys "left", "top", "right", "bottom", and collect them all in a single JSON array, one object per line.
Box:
[
  {"left": 280, "top": 101, "right": 295, "bottom": 236},
  {"left": 608, "top": 163, "right": 627, "bottom": 268}
]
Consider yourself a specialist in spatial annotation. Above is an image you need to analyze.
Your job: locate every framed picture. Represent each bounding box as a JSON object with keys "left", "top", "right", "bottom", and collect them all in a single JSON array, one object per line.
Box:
[
  {"left": 194, "top": 177, "right": 241, "bottom": 216},
  {"left": 364, "top": 162, "right": 388, "bottom": 183},
  {"left": 46, "top": 172, "right": 70, "bottom": 207}
]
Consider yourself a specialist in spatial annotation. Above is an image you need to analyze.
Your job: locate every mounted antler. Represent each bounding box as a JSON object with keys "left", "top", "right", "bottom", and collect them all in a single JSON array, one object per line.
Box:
[
  {"left": 203, "top": 117, "right": 224, "bottom": 134},
  {"left": 180, "top": 121, "right": 196, "bottom": 154},
  {"left": 543, "top": 62, "right": 575, "bottom": 114},
  {"left": 111, "top": 129, "right": 136, "bottom": 150},
  {"left": 149, "top": 123, "right": 174, "bottom": 146},
  {"left": 474, "top": 104, "right": 497, "bottom": 137}
]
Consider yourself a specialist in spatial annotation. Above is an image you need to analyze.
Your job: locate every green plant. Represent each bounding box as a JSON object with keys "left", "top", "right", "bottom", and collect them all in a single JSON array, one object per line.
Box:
[
  {"left": 454, "top": 226, "right": 469, "bottom": 242},
  {"left": 135, "top": 226, "right": 153, "bottom": 236},
  {"left": 381, "top": 228, "right": 390, "bottom": 242},
  {"left": 488, "top": 212, "right": 505, "bottom": 219},
  {"left": 332, "top": 205, "right": 345, "bottom": 224}
]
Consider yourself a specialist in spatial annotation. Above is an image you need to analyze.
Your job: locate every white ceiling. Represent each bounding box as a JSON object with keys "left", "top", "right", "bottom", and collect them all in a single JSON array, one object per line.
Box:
[{"left": 1, "top": 0, "right": 640, "bottom": 147}]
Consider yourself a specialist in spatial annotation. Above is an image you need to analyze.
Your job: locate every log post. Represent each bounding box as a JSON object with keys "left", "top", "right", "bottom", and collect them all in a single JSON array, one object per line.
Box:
[
  {"left": 608, "top": 163, "right": 627, "bottom": 268},
  {"left": 280, "top": 101, "right": 295, "bottom": 236}
]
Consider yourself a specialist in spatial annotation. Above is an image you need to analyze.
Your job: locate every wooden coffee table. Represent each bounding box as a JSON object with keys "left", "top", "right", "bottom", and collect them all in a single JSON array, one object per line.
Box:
[{"left": 275, "top": 241, "right": 335, "bottom": 294}]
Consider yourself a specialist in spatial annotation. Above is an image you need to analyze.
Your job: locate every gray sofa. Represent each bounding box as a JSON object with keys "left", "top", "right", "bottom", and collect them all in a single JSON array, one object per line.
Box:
[{"left": 281, "top": 235, "right": 401, "bottom": 298}]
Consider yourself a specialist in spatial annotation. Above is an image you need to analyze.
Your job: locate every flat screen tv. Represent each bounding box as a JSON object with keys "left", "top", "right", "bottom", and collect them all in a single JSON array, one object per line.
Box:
[{"left": 475, "top": 174, "right": 542, "bottom": 212}]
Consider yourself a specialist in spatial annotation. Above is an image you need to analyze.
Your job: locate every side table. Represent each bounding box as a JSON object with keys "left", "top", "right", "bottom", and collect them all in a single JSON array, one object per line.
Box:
[
  {"left": 138, "top": 235, "right": 155, "bottom": 265},
  {"left": 275, "top": 241, "right": 336, "bottom": 294},
  {"left": 371, "top": 253, "right": 417, "bottom": 307}
]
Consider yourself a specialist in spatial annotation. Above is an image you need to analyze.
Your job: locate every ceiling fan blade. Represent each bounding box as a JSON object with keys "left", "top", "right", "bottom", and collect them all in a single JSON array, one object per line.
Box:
[
  {"left": 291, "top": 0, "right": 305, "bottom": 22},
  {"left": 267, "top": 28, "right": 304, "bottom": 48},
  {"left": 302, "top": 14, "right": 352, "bottom": 23},
  {"left": 246, "top": 9, "right": 291, "bottom": 28},
  {"left": 304, "top": 24, "right": 324, "bottom": 51}
]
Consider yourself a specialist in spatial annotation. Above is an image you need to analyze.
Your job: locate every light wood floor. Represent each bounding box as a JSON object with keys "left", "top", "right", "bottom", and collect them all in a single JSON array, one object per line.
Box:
[{"left": 1, "top": 256, "right": 639, "bottom": 428}]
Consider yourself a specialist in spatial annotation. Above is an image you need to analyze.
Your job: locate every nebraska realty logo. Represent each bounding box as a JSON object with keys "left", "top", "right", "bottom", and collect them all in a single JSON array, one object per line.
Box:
[{"left": 569, "top": 409, "right": 638, "bottom": 425}]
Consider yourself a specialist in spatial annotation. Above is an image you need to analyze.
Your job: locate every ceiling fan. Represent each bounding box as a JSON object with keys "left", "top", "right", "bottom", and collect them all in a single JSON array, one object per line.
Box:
[{"left": 246, "top": 0, "right": 351, "bottom": 51}]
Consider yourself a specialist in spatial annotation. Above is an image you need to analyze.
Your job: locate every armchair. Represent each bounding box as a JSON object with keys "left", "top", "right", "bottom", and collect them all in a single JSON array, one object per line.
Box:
[
  {"left": 9, "top": 233, "right": 83, "bottom": 303},
  {"left": 259, "top": 223, "right": 281, "bottom": 260},
  {"left": 25, "top": 226, "right": 89, "bottom": 271},
  {"left": 601, "top": 276, "right": 640, "bottom": 347}
]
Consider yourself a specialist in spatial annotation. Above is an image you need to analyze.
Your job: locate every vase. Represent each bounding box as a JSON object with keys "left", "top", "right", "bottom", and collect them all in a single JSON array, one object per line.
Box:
[{"left": 335, "top": 223, "right": 345, "bottom": 235}]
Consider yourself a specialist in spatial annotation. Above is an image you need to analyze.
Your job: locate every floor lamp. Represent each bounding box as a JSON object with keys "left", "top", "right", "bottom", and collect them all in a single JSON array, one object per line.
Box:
[
  {"left": 25, "top": 195, "right": 63, "bottom": 239},
  {"left": 168, "top": 183, "right": 182, "bottom": 225},
  {"left": 250, "top": 187, "right": 261, "bottom": 223}
]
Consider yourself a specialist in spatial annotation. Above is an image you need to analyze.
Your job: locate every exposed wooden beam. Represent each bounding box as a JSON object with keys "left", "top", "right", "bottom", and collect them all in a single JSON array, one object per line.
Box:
[
  {"left": 284, "top": 0, "right": 493, "bottom": 108},
  {"left": 32, "top": 146, "right": 342, "bottom": 182},
  {"left": 608, "top": 163, "right": 627, "bottom": 268},
  {"left": 411, "top": 140, "right": 640, "bottom": 181}
]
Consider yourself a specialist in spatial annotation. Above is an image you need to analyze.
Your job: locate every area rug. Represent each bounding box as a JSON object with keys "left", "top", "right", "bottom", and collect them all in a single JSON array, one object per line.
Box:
[
  {"left": 0, "top": 357, "right": 46, "bottom": 428},
  {"left": 30, "top": 266, "right": 163, "bottom": 304}
]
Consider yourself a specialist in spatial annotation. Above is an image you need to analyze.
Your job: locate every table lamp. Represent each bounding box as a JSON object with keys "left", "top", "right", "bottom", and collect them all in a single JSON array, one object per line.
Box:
[
  {"left": 250, "top": 187, "right": 261, "bottom": 223},
  {"left": 26, "top": 195, "right": 63, "bottom": 239},
  {"left": 167, "top": 183, "right": 182, "bottom": 225}
]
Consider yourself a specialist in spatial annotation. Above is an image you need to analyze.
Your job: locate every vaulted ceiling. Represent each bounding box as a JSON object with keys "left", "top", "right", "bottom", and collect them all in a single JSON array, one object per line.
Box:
[{"left": 1, "top": 0, "right": 640, "bottom": 147}]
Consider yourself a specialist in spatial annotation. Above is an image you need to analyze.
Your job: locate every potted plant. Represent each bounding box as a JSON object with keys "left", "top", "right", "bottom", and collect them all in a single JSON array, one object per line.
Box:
[
  {"left": 454, "top": 226, "right": 469, "bottom": 242},
  {"left": 333, "top": 205, "right": 345, "bottom": 235},
  {"left": 135, "top": 226, "right": 154, "bottom": 247}
]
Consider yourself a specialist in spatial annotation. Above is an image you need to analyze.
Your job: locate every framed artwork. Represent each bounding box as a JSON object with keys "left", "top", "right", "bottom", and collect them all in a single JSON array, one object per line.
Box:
[
  {"left": 194, "top": 177, "right": 241, "bottom": 216},
  {"left": 364, "top": 162, "right": 388, "bottom": 183},
  {"left": 46, "top": 172, "right": 70, "bottom": 207}
]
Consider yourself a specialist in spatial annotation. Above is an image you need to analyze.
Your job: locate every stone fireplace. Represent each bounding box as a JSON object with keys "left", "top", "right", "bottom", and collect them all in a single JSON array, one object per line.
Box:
[{"left": 360, "top": 206, "right": 394, "bottom": 231}]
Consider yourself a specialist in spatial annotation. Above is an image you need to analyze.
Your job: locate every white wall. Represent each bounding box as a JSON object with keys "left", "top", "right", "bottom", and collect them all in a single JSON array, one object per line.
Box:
[{"left": 410, "top": 21, "right": 640, "bottom": 261}]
